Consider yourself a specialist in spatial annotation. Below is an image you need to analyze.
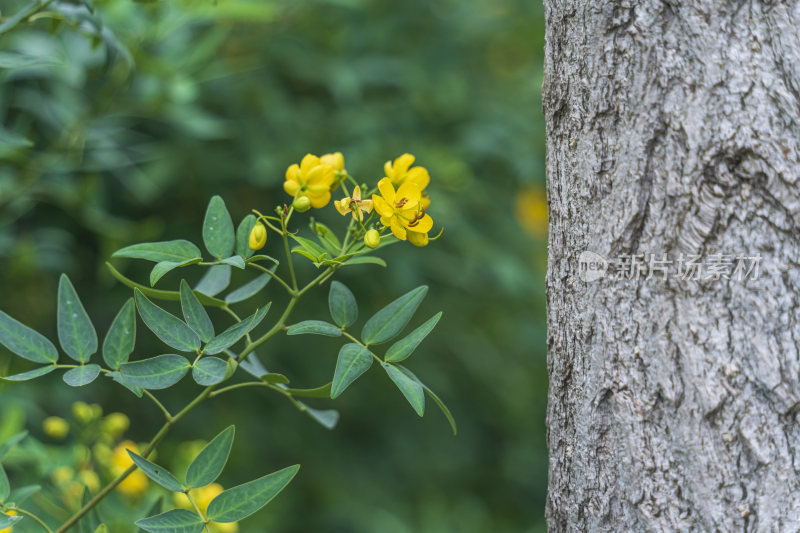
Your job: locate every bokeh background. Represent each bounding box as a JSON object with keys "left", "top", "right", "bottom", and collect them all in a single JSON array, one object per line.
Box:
[{"left": 0, "top": 0, "right": 548, "bottom": 531}]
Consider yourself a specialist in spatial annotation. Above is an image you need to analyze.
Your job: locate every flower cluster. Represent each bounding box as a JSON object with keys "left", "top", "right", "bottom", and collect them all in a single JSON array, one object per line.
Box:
[{"left": 272, "top": 152, "right": 437, "bottom": 249}]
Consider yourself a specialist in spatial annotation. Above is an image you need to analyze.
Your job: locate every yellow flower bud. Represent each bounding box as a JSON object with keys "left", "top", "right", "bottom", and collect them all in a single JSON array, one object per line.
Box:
[
  {"left": 43, "top": 416, "right": 69, "bottom": 440},
  {"left": 248, "top": 222, "right": 267, "bottom": 250},
  {"left": 293, "top": 195, "right": 311, "bottom": 212},
  {"left": 102, "top": 413, "right": 130, "bottom": 438},
  {"left": 364, "top": 229, "right": 380, "bottom": 249},
  {"left": 52, "top": 466, "right": 74, "bottom": 485},
  {"left": 71, "top": 402, "right": 95, "bottom": 424}
]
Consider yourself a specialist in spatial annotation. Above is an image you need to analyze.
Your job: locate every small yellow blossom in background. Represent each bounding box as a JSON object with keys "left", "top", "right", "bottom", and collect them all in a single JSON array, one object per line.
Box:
[
  {"left": 93, "top": 442, "right": 112, "bottom": 466},
  {"left": 384, "top": 153, "right": 431, "bottom": 209},
  {"left": 372, "top": 178, "right": 433, "bottom": 244},
  {"left": 0, "top": 510, "right": 16, "bottom": 533},
  {"left": 101, "top": 412, "right": 130, "bottom": 438},
  {"left": 79, "top": 469, "right": 101, "bottom": 493},
  {"left": 174, "top": 484, "right": 239, "bottom": 533},
  {"left": 43, "top": 416, "right": 69, "bottom": 440},
  {"left": 514, "top": 187, "right": 548, "bottom": 238},
  {"left": 51, "top": 466, "right": 75, "bottom": 485},
  {"left": 248, "top": 222, "right": 267, "bottom": 250},
  {"left": 71, "top": 402, "right": 98, "bottom": 424},
  {"left": 112, "top": 441, "right": 148, "bottom": 498},
  {"left": 364, "top": 229, "right": 380, "bottom": 249},
  {"left": 283, "top": 154, "right": 336, "bottom": 208},
  {"left": 334, "top": 186, "right": 373, "bottom": 222}
]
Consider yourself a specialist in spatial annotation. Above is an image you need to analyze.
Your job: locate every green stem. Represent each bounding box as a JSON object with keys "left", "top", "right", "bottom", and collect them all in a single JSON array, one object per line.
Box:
[
  {"left": 246, "top": 262, "right": 294, "bottom": 296},
  {"left": 185, "top": 492, "right": 208, "bottom": 526},
  {"left": 54, "top": 387, "right": 214, "bottom": 533},
  {"left": 209, "top": 381, "right": 268, "bottom": 398},
  {"left": 142, "top": 390, "right": 172, "bottom": 420},
  {"left": 341, "top": 331, "right": 383, "bottom": 363},
  {"left": 281, "top": 222, "right": 298, "bottom": 290},
  {"left": 15, "top": 508, "right": 53, "bottom": 533}
]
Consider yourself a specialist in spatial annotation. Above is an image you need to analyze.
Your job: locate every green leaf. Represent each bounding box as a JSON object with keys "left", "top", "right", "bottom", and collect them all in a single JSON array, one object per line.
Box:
[
  {"left": 286, "top": 320, "right": 341, "bottom": 337},
  {"left": 247, "top": 255, "right": 280, "bottom": 266},
  {"left": 0, "top": 127, "right": 32, "bottom": 149},
  {"left": 361, "top": 286, "right": 428, "bottom": 345},
  {"left": 328, "top": 281, "right": 358, "bottom": 328},
  {"left": 120, "top": 355, "right": 191, "bottom": 390},
  {"left": 203, "top": 196, "right": 235, "bottom": 259},
  {"left": 0, "top": 464, "right": 8, "bottom": 502},
  {"left": 10, "top": 484, "right": 40, "bottom": 505},
  {"left": 103, "top": 299, "right": 136, "bottom": 369},
  {"left": 0, "top": 512, "right": 20, "bottom": 529},
  {"left": 286, "top": 382, "right": 331, "bottom": 398},
  {"left": 299, "top": 402, "right": 339, "bottom": 429},
  {"left": 424, "top": 385, "right": 457, "bottom": 436},
  {"left": 331, "top": 344, "right": 373, "bottom": 399},
  {"left": 203, "top": 305, "right": 270, "bottom": 355},
  {"left": 343, "top": 256, "right": 387, "bottom": 267},
  {"left": 0, "top": 431, "right": 27, "bottom": 461},
  {"left": 2, "top": 365, "right": 57, "bottom": 381},
  {"left": 194, "top": 265, "right": 231, "bottom": 297},
  {"left": 63, "top": 364, "right": 102, "bottom": 387},
  {"left": 180, "top": 280, "right": 214, "bottom": 343},
  {"left": 127, "top": 450, "right": 183, "bottom": 492},
  {"left": 107, "top": 371, "right": 144, "bottom": 398},
  {"left": 261, "top": 373, "right": 289, "bottom": 385},
  {"left": 206, "top": 465, "right": 300, "bottom": 523},
  {"left": 382, "top": 363, "right": 425, "bottom": 416},
  {"left": 213, "top": 256, "right": 245, "bottom": 269},
  {"left": 106, "top": 263, "right": 226, "bottom": 308},
  {"left": 0, "top": 0, "right": 39, "bottom": 36},
  {"left": 185, "top": 426, "right": 235, "bottom": 489},
  {"left": 192, "top": 357, "right": 228, "bottom": 386},
  {"left": 235, "top": 215, "right": 257, "bottom": 259},
  {"left": 0, "top": 311, "right": 58, "bottom": 364},
  {"left": 310, "top": 221, "right": 341, "bottom": 255},
  {"left": 94, "top": 526, "right": 108, "bottom": 533},
  {"left": 134, "top": 290, "right": 201, "bottom": 352},
  {"left": 150, "top": 259, "right": 201, "bottom": 286},
  {"left": 224, "top": 272, "right": 272, "bottom": 304},
  {"left": 57, "top": 275, "right": 98, "bottom": 363},
  {"left": 384, "top": 312, "right": 442, "bottom": 362},
  {"left": 135, "top": 509, "right": 205, "bottom": 533},
  {"left": 112, "top": 240, "right": 202, "bottom": 263},
  {"left": 0, "top": 52, "right": 60, "bottom": 69},
  {"left": 290, "top": 235, "right": 328, "bottom": 260}
]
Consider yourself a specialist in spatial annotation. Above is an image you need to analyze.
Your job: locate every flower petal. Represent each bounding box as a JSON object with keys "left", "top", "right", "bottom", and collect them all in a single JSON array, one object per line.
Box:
[
  {"left": 334, "top": 198, "right": 350, "bottom": 216},
  {"left": 390, "top": 217, "right": 407, "bottom": 240},
  {"left": 406, "top": 166, "right": 430, "bottom": 191},
  {"left": 372, "top": 195, "right": 393, "bottom": 217},
  {"left": 285, "top": 164, "right": 300, "bottom": 183},
  {"left": 307, "top": 165, "right": 335, "bottom": 187},
  {"left": 284, "top": 180, "right": 300, "bottom": 196},
  {"left": 300, "top": 154, "right": 320, "bottom": 176},
  {"left": 396, "top": 181, "right": 421, "bottom": 207},
  {"left": 321, "top": 152, "right": 344, "bottom": 171},
  {"left": 393, "top": 153, "right": 415, "bottom": 177},
  {"left": 407, "top": 213, "right": 433, "bottom": 233},
  {"left": 352, "top": 186, "right": 361, "bottom": 202},
  {"left": 377, "top": 178, "right": 396, "bottom": 204},
  {"left": 360, "top": 199, "right": 373, "bottom": 213},
  {"left": 407, "top": 230, "right": 429, "bottom": 247},
  {"left": 384, "top": 160, "right": 394, "bottom": 180},
  {"left": 380, "top": 216, "right": 393, "bottom": 228},
  {"left": 309, "top": 191, "right": 331, "bottom": 208}
]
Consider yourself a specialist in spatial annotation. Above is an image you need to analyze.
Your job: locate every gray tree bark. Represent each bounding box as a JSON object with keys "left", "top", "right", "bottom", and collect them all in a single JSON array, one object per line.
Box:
[{"left": 543, "top": 1, "right": 800, "bottom": 531}]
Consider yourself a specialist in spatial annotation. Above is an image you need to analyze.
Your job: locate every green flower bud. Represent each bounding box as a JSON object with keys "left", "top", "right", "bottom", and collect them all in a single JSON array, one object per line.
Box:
[
  {"left": 364, "top": 229, "right": 380, "bottom": 249},
  {"left": 293, "top": 195, "right": 311, "bottom": 212}
]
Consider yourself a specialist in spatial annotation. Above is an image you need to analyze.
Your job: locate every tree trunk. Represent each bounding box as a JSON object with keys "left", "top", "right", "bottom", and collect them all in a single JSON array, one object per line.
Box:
[{"left": 543, "top": 1, "right": 800, "bottom": 531}]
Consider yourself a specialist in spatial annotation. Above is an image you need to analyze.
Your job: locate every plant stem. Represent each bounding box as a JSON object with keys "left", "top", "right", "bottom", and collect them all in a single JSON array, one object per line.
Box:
[
  {"left": 209, "top": 381, "right": 268, "bottom": 398},
  {"left": 54, "top": 387, "right": 214, "bottom": 533},
  {"left": 16, "top": 508, "right": 53, "bottom": 533},
  {"left": 341, "top": 331, "right": 383, "bottom": 363},
  {"left": 281, "top": 220, "right": 298, "bottom": 290},
  {"left": 143, "top": 390, "right": 172, "bottom": 420},
  {"left": 246, "top": 262, "right": 294, "bottom": 295}
]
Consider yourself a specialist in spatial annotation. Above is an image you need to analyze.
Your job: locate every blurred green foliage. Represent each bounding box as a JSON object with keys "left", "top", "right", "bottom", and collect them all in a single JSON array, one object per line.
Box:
[{"left": 0, "top": 0, "right": 547, "bottom": 531}]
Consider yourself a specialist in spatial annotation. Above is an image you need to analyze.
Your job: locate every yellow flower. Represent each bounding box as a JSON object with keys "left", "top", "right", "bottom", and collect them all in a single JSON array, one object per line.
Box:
[
  {"left": 364, "top": 229, "right": 380, "bottom": 249},
  {"left": 51, "top": 466, "right": 74, "bottom": 485},
  {"left": 71, "top": 402, "right": 96, "bottom": 424},
  {"left": 283, "top": 154, "right": 336, "bottom": 208},
  {"left": 334, "top": 186, "right": 373, "bottom": 221},
  {"left": 372, "top": 178, "right": 432, "bottom": 242},
  {"left": 0, "top": 510, "right": 17, "bottom": 533},
  {"left": 384, "top": 153, "right": 431, "bottom": 209},
  {"left": 79, "top": 469, "right": 100, "bottom": 493},
  {"left": 101, "top": 412, "right": 130, "bottom": 438},
  {"left": 248, "top": 222, "right": 267, "bottom": 250},
  {"left": 43, "top": 416, "right": 69, "bottom": 440},
  {"left": 112, "top": 441, "right": 148, "bottom": 498},
  {"left": 174, "top": 484, "right": 239, "bottom": 532},
  {"left": 320, "top": 152, "right": 345, "bottom": 173}
]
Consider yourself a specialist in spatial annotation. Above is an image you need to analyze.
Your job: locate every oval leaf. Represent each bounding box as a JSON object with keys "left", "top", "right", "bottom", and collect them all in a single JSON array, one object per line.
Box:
[
  {"left": 134, "top": 290, "right": 201, "bottom": 352},
  {"left": 103, "top": 299, "right": 136, "bottom": 369},
  {"left": 0, "top": 512, "right": 20, "bottom": 529},
  {"left": 2, "top": 365, "right": 57, "bottom": 381},
  {"left": 185, "top": 426, "right": 235, "bottom": 489},
  {"left": 361, "top": 286, "right": 428, "bottom": 345},
  {"left": 328, "top": 281, "right": 358, "bottom": 328},
  {"left": 203, "top": 196, "right": 235, "bottom": 259},
  {"left": 236, "top": 215, "right": 257, "bottom": 259},
  {"left": 135, "top": 509, "right": 204, "bottom": 533},
  {"left": 120, "top": 355, "right": 190, "bottom": 390},
  {"left": 206, "top": 465, "right": 300, "bottom": 523},
  {"left": 127, "top": 450, "right": 183, "bottom": 492},
  {"left": 180, "top": 280, "right": 214, "bottom": 343},
  {"left": 58, "top": 274, "right": 98, "bottom": 363},
  {"left": 63, "top": 364, "right": 101, "bottom": 387},
  {"left": 286, "top": 320, "right": 341, "bottom": 337},
  {"left": 331, "top": 344, "right": 373, "bottom": 399},
  {"left": 0, "top": 464, "right": 9, "bottom": 502},
  {"left": 384, "top": 312, "right": 442, "bottom": 362},
  {"left": 300, "top": 403, "right": 339, "bottom": 430},
  {"left": 107, "top": 371, "right": 144, "bottom": 398},
  {"left": 203, "top": 305, "right": 270, "bottom": 355},
  {"left": 194, "top": 265, "right": 231, "bottom": 297},
  {"left": 112, "top": 240, "right": 202, "bottom": 263},
  {"left": 150, "top": 259, "right": 201, "bottom": 287},
  {"left": 382, "top": 363, "right": 425, "bottom": 416},
  {"left": 192, "top": 357, "right": 228, "bottom": 386},
  {"left": 0, "top": 311, "right": 58, "bottom": 364},
  {"left": 224, "top": 272, "right": 271, "bottom": 304},
  {"left": 106, "top": 262, "right": 226, "bottom": 308}
]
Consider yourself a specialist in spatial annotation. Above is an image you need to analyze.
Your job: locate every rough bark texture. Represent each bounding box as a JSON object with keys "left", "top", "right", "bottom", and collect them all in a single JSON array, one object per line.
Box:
[{"left": 544, "top": 1, "right": 800, "bottom": 531}]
